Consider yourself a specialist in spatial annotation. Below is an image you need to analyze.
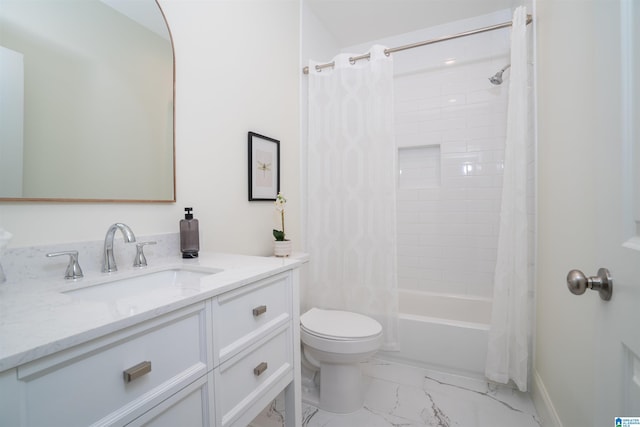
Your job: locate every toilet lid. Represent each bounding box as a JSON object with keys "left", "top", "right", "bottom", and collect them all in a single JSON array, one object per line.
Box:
[{"left": 300, "top": 308, "right": 382, "bottom": 339}]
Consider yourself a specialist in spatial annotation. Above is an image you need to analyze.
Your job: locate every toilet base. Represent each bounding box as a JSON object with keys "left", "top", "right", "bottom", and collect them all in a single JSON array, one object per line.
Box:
[
  {"left": 319, "top": 362, "right": 365, "bottom": 414},
  {"left": 300, "top": 308, "right": 383, "bottom": 414}
]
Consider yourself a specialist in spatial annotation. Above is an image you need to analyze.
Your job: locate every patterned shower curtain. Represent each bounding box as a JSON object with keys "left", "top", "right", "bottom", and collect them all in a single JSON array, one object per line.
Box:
[{"left": 306, "top": 45, "right": 398, "bottom": 350}]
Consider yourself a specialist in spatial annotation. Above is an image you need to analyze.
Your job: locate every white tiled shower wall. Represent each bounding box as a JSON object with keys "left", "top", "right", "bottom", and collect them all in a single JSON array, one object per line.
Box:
[
  {"left": 349, "top": 10, "right": 523, "bottom": 298},
  {"left": 395, "top": 16, "right": 510, "bottom": 298}
]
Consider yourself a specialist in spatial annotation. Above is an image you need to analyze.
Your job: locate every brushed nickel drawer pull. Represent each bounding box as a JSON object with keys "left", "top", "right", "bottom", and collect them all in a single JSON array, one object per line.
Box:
[
  {"left": 253, "top": 362, "right": 268, "bottom": 376},
  {"left": 123, "top": 361, "right": 152, "bottom": 383},
  {"left": 252, "top": 305, "right": 267, "bottom": 316}
]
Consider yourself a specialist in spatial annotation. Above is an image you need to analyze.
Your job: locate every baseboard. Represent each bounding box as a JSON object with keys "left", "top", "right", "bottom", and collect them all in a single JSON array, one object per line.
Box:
[{"left": 531, "top": 369, "right": 563, "bottom": 427}]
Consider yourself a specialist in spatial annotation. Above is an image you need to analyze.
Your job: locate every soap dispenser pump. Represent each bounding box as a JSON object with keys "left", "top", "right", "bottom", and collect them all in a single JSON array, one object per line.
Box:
[{"left": 180, "top": 207, "right": 199, "bottom": 258}]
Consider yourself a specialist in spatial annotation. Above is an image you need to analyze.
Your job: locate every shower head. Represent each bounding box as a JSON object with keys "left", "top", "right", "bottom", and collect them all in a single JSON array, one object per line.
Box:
[{"left": 489, "top": 64, "right": 511, "bottom": 85}]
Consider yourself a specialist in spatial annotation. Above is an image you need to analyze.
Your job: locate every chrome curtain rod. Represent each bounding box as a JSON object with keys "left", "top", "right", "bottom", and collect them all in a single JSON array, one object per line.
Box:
[{"left": 302, "top": 14, "right": 532, "bottom": 74}]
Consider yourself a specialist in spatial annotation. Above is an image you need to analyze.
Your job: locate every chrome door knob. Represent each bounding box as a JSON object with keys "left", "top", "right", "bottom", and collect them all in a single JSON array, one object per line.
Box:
[{"left": 566, "top": 268, "right": 613, "bottom": 301}]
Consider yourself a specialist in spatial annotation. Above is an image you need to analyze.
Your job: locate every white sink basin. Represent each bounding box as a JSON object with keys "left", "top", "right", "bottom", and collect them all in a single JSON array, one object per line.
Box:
[{"left": 63, "top": 267, "right": 221, "bottom": 304}]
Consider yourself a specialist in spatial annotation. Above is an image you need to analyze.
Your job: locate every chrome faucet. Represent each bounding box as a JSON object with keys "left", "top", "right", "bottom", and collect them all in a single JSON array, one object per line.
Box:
[
  {"left": 47, "top": 250, "right": 84, "bottom": 279},
  {"left": 102, "top": 223, "right": 136, "bottom": 273}
]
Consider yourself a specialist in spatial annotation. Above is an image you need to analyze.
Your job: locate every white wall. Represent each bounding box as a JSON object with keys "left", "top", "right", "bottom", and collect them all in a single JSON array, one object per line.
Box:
[
  {"left": 534, "top": 1, "right": 599, "bottom": 426},
  {"left": 0, "top": 0, "right": 300, "bottom": 258},
  {"left": 299, "top": 1, "right": 340, "bottom": 252}
]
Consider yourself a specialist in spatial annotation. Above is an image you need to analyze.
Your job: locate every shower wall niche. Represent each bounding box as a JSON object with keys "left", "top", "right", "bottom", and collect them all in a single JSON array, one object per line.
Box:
[{"left": 398, "top": 145, "right": 441, "bottom": 189}]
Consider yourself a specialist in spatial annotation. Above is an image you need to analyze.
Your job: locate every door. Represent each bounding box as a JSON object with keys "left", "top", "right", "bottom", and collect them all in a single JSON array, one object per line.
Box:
[
  {"left": 592, "top": 0, "right": 640, "bottom": 424},
  {"left": 535, "top": 0, "right": 639, "bottom": 424}
]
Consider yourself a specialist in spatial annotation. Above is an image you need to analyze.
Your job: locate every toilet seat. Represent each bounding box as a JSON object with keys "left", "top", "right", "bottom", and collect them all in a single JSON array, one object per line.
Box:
[{"left": 300, "top": 308, "right": 382, "bottom": 340}]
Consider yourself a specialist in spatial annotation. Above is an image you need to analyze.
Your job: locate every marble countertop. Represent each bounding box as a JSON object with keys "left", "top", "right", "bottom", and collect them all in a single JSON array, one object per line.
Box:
[{"left": 0, "top": 252, "right": 305, "bottom": 373}]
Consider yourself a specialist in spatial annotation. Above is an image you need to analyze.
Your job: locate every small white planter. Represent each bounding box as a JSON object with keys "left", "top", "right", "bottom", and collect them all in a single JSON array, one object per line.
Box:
[{"left": 273, "top": 240, "right": 292, "bottom": 257}]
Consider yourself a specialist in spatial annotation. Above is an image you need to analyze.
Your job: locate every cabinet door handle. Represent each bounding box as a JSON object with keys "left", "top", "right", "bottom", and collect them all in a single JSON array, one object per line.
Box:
[
  {"left": 123, "top": 361, "right": 152, "bottom": 383},
  {"left": 252, "top": 305, "right": 267, "bottom": 316},
  {"left": 253, "top": 362, "right": 268, "bottom": 376}
]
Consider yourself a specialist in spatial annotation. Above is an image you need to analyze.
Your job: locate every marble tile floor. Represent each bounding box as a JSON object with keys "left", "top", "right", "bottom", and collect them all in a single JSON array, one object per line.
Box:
[{"left": 250, "top": 358, "right": 541, "bottom": 427}]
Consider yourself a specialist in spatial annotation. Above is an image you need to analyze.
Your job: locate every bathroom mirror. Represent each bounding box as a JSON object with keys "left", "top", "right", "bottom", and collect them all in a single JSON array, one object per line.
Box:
[{"left": 0, "top": 0, "right": 175, "bottom": 202}]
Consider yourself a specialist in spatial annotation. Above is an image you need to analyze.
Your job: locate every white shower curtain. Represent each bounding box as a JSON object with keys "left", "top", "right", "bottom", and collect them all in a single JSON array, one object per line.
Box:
[
  {"left": 485, "top": 6, "right": 530, "bottom": 391},
  {"left": 306, "top": 45, "right": 398, "bottom": 350}
]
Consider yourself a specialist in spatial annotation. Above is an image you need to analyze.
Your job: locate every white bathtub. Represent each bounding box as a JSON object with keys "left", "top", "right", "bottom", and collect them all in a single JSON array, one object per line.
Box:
[{"left": 380, "top": 290, "right": 492, "bottom": 377}]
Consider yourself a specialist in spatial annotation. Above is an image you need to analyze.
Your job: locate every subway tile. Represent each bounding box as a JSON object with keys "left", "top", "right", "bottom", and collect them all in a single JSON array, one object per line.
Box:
[
  {"left": 467, "top": 112, "right": 506, "bottom": 129},
  {"left": 397, "top": 255, "right": 423, "bottom": 268},
  {"left": 442, "top": 128, "right": 469, "bottom": 142},
  {"left": 396, "top": 110, "right": 425, "bottom": 124},
  {"left": 438, "top": 199, "right": 468, "bottom": 212},
  {"left": 416, "top": 187, "right": 442, "bottom": 200},
  {"left": 396, "top": 132, "right": 444, "bottom": 147},
  {"left": 474, "top": 247, "right": 498, "bottom": 262},
  {"left": 440, "top": 93, "right": 467, "bottom": 107},
  {"left": 422, "top": 279, "right": 467, "bottom": 295},
  {"left": 443, "top": 102, "right": 490, "bottom": 118},
  {"left": 443, "top": 175, "right": 497, "bottom": 189},
  {"left": 421, "top": 235, "right": 469, "bottom": 247},
  {"left": 410, "top": 268, "right": 445, "bottom": 282},
  {"left": 397, "top": 234, "right": 420, "bottom": 246},
  {"left": 440, "top": 141, "right": 467, "bottom": 154},
  {"left": 394, "top": 99, "right": 421, "bottom": 114},
  {"left": 441, "top": 152, "right": 480, "bottom": 163},
  {"left": 390, "top": 34, "right": 521, "bottom": 301},
  {"left": 466, "top": 126, "right": 506, "bottom": 141},
  {"left": 466, "top": 188, "right": 502, "bottom": 200},
  {"left": 396, "top": 211, "right": 421, "bottom": 223},
  {"left": 418, "top": 97, "right": 442, "bottom": 110},
  {"left": 396, "top": 188, "right": 420, "bottom": 200},
  {"left": 442, "top": 79, "right": 471, "bottom": 96},
  {"left": 467, "top": 87, "right": 507, "bottom": 105},
  {"left": 442, "top": 269, "right": 477, "bottom": 285},
  {"left": 415, "top": 245, "right": 449, "bottom": 259},
  {"left": 396, "top": 246, "right": 422, "bottom": 258},
  {"left": 395, "top": 122, "right": 421, "bottom": 137},
  {"left": 439, "top": 188, "right": 468, "bottom": 200},
  {"left": 465, "top": 212, "right": 500, "bottom": 226},
  {"left": 467, "top": 198, "right": 502, "bottom": 213},
  {"left": 396, "top": 276, "right": 420, "bottom": 290}
]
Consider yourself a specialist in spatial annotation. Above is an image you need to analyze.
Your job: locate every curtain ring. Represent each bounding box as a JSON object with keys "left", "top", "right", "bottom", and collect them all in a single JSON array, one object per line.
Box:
[{"left": 349, "top": 57, "right": 356, "bottom": 65}]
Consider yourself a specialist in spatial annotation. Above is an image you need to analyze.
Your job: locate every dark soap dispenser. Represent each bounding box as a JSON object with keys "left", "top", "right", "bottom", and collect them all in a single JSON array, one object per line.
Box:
[{"left": 180, "top": 207, "right": 199, "bottom": 258}]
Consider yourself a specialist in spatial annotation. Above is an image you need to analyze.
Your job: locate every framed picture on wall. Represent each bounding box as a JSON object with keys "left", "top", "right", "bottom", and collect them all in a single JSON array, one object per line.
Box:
[{"left": 248, "top": 131, "right": 280, "bottom": 201}]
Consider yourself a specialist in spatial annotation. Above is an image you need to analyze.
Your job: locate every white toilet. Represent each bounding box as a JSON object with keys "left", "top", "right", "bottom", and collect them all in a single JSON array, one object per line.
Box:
[{"left": 300, "top": 307, "right": 383, "bottom": 414}]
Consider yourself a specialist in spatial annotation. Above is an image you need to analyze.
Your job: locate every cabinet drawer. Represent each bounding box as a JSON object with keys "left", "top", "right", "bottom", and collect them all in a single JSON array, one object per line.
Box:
[
  {"left": 216, "top": 326, "right": 293, "bottom": 427},
  {"left": 16, "top": 303, "right": 210, "bottom": 427},
  {"left": 127, "top": 372, "right": 214, "bottom": 427},
  {"left": 212, "top": 273, "right": 291, "bottom": 363}
]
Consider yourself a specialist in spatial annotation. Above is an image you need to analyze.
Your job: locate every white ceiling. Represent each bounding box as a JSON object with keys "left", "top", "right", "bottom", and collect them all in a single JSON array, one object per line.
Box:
[{"left": 306, "top": 0, "right": 515, "bottom": 47}]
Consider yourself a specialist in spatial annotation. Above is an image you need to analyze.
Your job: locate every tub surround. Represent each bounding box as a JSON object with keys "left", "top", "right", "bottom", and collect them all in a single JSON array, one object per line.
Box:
[{"left": 0, "top": 243, "right": 306, "bottom": 426}]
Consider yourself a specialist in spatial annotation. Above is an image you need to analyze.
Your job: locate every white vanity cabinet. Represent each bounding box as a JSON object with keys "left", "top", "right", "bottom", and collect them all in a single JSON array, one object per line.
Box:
[
  {"left": 1, "top": 302, "right": 213, "bottom": 427},
  {"left": 0, "top": 264, "right": 301, "bottom": 427},
  {"left": 211, "top": 272, "right": 297, "bottom": 427}
]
